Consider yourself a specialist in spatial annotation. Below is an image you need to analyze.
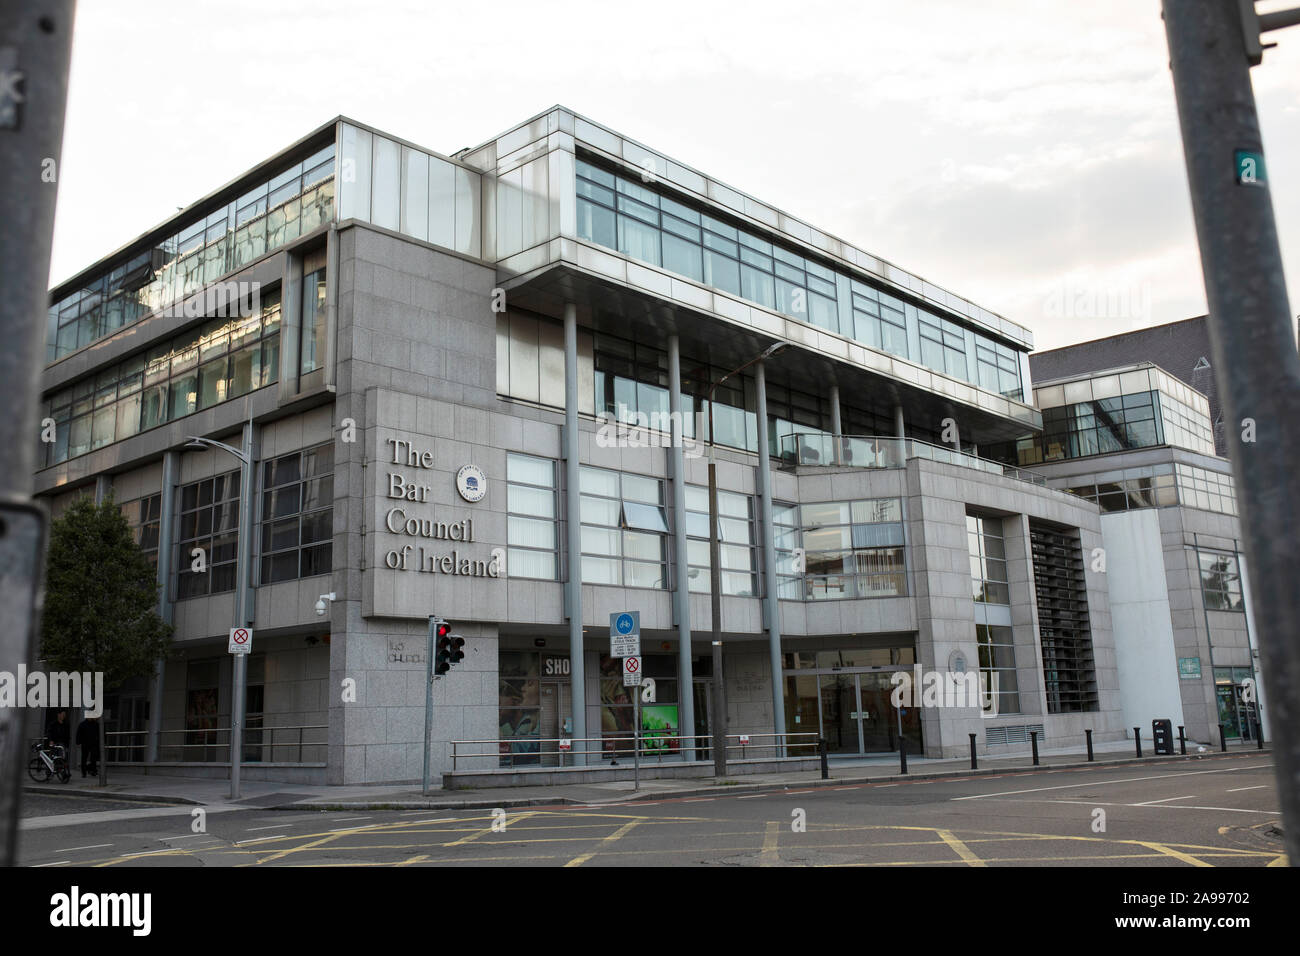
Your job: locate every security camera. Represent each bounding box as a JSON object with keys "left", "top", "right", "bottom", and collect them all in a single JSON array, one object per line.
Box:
[{"left": 315, "top": 592, "right": 336, "bottom": 616}]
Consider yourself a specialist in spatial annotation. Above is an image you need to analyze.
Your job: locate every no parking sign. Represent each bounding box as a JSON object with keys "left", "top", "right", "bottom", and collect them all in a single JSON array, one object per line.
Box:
[{"left": 228, "top": 627, "right": 253, "bottom": 655}]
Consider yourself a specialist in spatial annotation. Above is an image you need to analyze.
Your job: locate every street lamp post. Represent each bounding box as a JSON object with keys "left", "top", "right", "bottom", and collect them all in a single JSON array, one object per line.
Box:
[
  {"left": 185, "top": 424, "right": 254, "bottom": 800},
  {"left": 706, "top": 342, "right": 787, "bottom": 777}
]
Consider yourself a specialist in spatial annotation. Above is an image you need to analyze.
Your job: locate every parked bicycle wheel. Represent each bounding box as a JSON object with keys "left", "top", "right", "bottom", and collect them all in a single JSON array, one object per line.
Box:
[
  {"left": 55, "top": 759, "right": 71, "bottom": 784},
  {"left": 28, "top": 757, "right": 50, "bottom": 783}
]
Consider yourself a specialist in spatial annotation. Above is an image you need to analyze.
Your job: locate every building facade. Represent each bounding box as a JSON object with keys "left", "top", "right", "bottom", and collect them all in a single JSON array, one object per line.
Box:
[
  {"left": 38, "top": 108, "right": 1138, "bottom": 784},
  {"left": 983, "top": 358, "right": 1263, "bottom": 747}
]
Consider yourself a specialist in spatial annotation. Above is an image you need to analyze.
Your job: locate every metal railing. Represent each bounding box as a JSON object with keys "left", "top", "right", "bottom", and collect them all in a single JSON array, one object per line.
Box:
[
  {"left": 452, "top": 732, "right": 820, "bottom": 771},
  {"left": 777, "top": 432, "right": 1046, "bottom": 486},
  {"left": 103, "top": 724, "right": 327, "bottom": 764}
]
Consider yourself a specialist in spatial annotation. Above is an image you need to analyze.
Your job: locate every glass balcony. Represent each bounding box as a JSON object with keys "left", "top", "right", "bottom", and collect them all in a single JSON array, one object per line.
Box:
[{"left": 777, "top": 432, "right": 1047, "bottom": 487}]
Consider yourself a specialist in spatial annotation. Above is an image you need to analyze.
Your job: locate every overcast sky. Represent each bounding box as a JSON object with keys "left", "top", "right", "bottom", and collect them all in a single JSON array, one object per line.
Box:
[{"left": 49, "top": 0, "right": 1299, "bottom": 352}]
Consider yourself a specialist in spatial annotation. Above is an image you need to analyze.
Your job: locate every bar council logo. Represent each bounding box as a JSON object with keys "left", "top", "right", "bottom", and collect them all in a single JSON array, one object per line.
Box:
[{"left": 456, "top": 464, "right": 486, "bottom": 503}]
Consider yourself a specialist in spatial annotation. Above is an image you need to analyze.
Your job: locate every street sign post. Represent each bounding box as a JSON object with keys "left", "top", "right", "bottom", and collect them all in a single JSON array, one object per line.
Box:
[
  {"left": 228, "top": 627, "right": 253, "bottom": 655},
  {"left": 622, "top": 654, "right": 642, "bottom": 789},
  {"left": 610, "top": 611, "right": 640, "bottom": 657}
]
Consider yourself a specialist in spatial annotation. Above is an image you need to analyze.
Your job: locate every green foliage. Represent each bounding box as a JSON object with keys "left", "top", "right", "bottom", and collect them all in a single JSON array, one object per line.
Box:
[{"left": 40, "top": 493, "right": 172, "bottom": 688}]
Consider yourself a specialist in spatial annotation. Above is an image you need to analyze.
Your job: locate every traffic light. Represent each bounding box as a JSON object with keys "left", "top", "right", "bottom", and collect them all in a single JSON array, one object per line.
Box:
[{"left": 434, "top": 620, "right": 465, "bottom": 676}]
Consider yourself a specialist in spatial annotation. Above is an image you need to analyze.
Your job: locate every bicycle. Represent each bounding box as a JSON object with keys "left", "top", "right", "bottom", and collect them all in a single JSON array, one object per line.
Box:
[{"left": 28, "top": 740, "right": 71, "bottom": 784}]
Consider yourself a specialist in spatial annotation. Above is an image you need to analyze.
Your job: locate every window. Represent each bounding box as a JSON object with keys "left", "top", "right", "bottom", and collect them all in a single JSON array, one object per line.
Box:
[
  {"left": 507, "top": 453, "right": 557, "bottom": 580},
  {"left": 795, "top": 498, "right": 906, "bottom": 600},
  {"left": 968, "top": 514, "right": 1009, "bottom": 604},
  {"left": 1199, "top": 550, "right": 1243, "bottom": 611},
  {"left": 580, "top": 465, "right": 668, "bottom": 588},
  {"left": 121, "top": 493, "right": 162, "bottom": 573},
  {"left": 976, "top": 624, "right": 1020, "bottom": 715},
  {"left": 260, "top": 443, "right": 333, "bottom": 584},
  {"left": 176, "top": 470, "right": 240, "bottom": 599},
  {"left": 684, "top": 485, "right": 757, "bottom": 596},
  {"left": 42, "top": 291, "right": 281, "bottom": 467},
  {"left": 299, "top": 252, "right": 328, "bottom": 382},
  {"left": 47, "top": 144, "right": 333, "bottom": 363}
]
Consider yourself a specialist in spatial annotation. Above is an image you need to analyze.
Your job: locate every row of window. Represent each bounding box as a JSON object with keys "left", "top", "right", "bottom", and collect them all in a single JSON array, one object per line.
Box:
[
  {"left": 112, "top": 444, "right": 334, "bottom": 601},
  {"left": 48, "top": 146, "right": 335, "bottom": 362},
  {"left": 504, "top": 456, "right": 906, "bottom": 602},
  {"left": 1055, "top": 462, "right": 1237, "bottom": 517},
  {"left": 968, "top": 514, "right": 1009, "bottom": 605},
  {"left": 44, "top": 260, "right": 331, "bottom": 469},
  {"left": 993, "top": 390, "right": 1165, "bottom": 466},
  {"left": 42, "top": 293, "right": 282, "bottom": 468},
  {"left": 576, "top": 159, "right": 1024, "bottom": 401}
]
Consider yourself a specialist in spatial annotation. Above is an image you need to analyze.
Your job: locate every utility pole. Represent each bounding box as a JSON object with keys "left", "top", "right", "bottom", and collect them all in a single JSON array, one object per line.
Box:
[
  {"left": 0, "top": 0, "right": 76, "bottom": 868},
  {"left": 1162, "top": 0, "right": 1300, "bottom": 864}
]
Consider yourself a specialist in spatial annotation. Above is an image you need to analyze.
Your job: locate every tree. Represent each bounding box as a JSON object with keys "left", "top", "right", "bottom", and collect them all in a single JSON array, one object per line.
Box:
[{"left": 40, "top": 494, "right": 172, "bottom": 784}]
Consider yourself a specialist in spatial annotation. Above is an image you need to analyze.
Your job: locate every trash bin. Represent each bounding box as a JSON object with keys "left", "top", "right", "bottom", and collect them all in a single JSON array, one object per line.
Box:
[{"left": 1152, "top": 718, "right": 1174, "bottom": 755}]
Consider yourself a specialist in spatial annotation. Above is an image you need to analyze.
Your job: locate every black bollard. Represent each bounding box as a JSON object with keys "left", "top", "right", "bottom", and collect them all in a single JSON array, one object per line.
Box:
[
  {"left": 1134, "top": 727, "right": 1142, "bottom": 758},
  {"left": 1178, "top": 725, "right": 1186, "bottom": 756},
  {"left": 1085, "top": 728, "right": 1094, "bottom": 762},
  {"left": 1256, "top": 720, "right": 1264, "bottom": 750},
  {"left": 1218, "top": 723, "right": 1227, "bottom": 752},
  {"left": 969, "top": 733, "right": 978, "bottom": 770},
  {"left": 819, "top": 736, "right": 829, "bottom": 780},
  {"left": 1031, "top": 731, "right": 1039, "bottom": 766},
  {"left": 899, "top": 736, "right": 908, "bottom": 774}
]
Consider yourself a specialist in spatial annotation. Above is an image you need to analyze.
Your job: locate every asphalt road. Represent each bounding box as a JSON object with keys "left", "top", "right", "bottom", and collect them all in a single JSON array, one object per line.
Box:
[{"left": 15, "top": 752, "right": 1285, "bottom": 867}]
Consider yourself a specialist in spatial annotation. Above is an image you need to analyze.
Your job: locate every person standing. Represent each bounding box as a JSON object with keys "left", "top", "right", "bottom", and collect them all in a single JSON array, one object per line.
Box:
[
  {"left": 45, "top": 709, "right": 70, "bottom": 750},
  {"left": 75, "top": 714, "right": 100, "bottom": 778}
]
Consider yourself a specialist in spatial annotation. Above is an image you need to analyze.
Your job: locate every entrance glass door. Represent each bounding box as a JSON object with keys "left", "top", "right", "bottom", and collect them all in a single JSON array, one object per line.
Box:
[
  {"left": 820, "top": 674, "right": 859, "bottom": 754},
  {"left": 781, "top": 668, "right": 925, "bottom": 756}
]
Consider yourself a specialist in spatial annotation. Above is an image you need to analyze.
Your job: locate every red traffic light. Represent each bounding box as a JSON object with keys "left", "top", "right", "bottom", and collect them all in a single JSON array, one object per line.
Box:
[{"left": 436, "top": 620, "right": 450, "bottom": 639}]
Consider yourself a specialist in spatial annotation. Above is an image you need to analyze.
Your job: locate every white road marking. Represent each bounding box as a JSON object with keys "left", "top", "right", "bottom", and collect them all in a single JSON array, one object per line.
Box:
[
  {"left": 738, "top": 794, "right": 768, "bottom": 799},
  {"left": 54, "top": 843, "right": 113, "bottom": 852},
  {"left": 246, "top": 824, "right": 294, "bottom": 831},
  {"left": 34, "top": 861, "right": 70, "bottom": 867},
  {"left": 1133, "top": 795, "right": 1197, "bottom": 806},
  {"left": 1227, "top": 785, "right": 1268, "bottom": 792},
  {"left": 951, "top": 762, "right": 1274, "bottom": 800},
  {"left": 332, "top": 815, "right": 371, "bottom": 821},
  {"left": 1034, "top": 798, "right": 1280, "bottom": 816},
  {"left": 235, "top": 835, "right": 290, "bottom": 845}
]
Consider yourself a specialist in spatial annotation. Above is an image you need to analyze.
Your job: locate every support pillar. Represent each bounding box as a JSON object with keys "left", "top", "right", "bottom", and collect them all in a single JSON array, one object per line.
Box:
[
  {"left": 147, "top": 450, "right": 179, "bottom": 763},
  {"left": 667, "top": 335, "right": 696, "bottom": 760},
  {"left": 563, "top": 303, "right": 588, "bottom": 762},
  {"left": 755, "top": 361, "right": 787, "bottom": 744}
]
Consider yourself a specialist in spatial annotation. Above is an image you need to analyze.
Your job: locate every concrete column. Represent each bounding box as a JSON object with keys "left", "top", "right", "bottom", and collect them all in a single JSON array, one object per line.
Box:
[
  {"left": 667, "top": 336, "right": 696, "bottom": 759},
  {"left": 893, "top": 404, "right": 906, "bottom": 439},
  {"left": 829, "top": 383, "right": 842, "bottom": 465},
  {"left": 147, "top": 450, "right": 179, "bottom": 763},
  {"left": 563, "top": 303, "right": 588, "bottom": 760},
  {"left": 754, "top": 361, "right": 787, "bottom": 742},
  {"left": 93, "top": 474, "right": 111, "bottom": 505}
]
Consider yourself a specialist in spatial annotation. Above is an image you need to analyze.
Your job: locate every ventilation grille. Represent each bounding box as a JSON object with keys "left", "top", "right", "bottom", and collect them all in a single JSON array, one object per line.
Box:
[{"left": 985, "top": 724, "right": 1046, "bottom": 746}]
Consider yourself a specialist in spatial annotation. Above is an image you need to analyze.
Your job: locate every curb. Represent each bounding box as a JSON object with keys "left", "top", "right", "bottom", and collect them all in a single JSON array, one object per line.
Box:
[
  {"left": 23, "top": 785, "right": 201, "bottom": 807},
  {"left": 273, "top": 747, "right": 1271, "bottom": 811},
  {"left": 21, "top": 747, "right": 1270, "bottom": 813}
]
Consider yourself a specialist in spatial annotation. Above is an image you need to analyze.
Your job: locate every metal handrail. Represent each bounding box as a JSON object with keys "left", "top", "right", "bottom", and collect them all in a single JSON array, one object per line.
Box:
[
  {"left": 103, "top": 724, "right": 327, "bottom": 763},
  {"left": 452, "top": 732, "right": 820, "bottom": 771},
  {"left": 777, "top": 432, "right": 1046, "bottom": 486}
]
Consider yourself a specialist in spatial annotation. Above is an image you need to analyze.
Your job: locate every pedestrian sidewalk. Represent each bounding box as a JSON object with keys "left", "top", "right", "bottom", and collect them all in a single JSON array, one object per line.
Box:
[{"left": 24, "top": 735, "right": 1268, "bottom": 812}]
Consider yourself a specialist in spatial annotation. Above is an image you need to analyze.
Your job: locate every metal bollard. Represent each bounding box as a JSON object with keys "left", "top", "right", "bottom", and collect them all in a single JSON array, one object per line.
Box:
[
  {"left": 1218, "top": 724, "right": 1227, "bottom": 752},
  {"left": 1134, "top": 727, "right": 1142, "bottom": 757},
  {"left": 1178, "top": 725, "right": 1186, "bottom": 756},
  {"left": 1256, "top": 720, "right": 1264, "bottom": 750},
  {"left": 819, "top": 737, "right": 829, "bottom": 780},
  {"left": 969, "top": 733, "right": 978, "bottom": 770},
  {"left": 899, "top": 736, "right": 908, "bottom": 774},
  {"left": 1085, "top": 728, "right": 1094, "bottom": 762},
  {"left": 1030, "top": 731, "right": 1039, "bottom": 766}
]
